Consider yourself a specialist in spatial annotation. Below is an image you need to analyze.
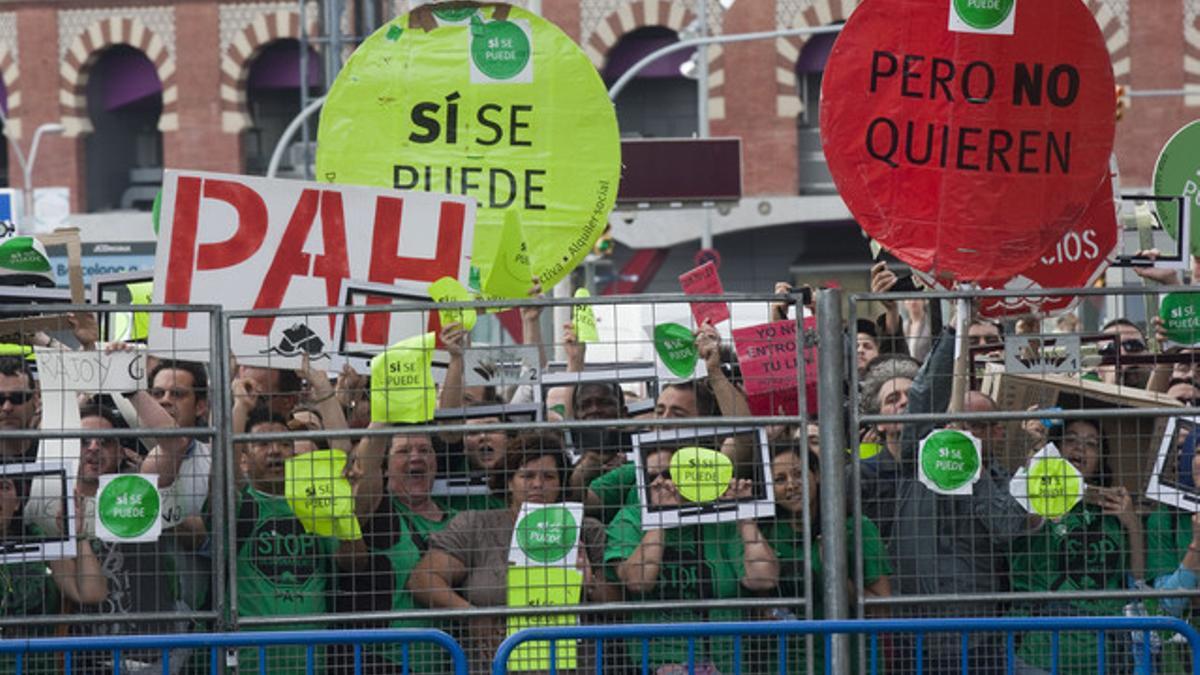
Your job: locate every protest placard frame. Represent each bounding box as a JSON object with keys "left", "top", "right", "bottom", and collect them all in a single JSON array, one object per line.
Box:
[
  {"left": 332, "top": 280, "right": 450, "bottom": 382},
  {"left": 1111, "top": 194, "right": 1190, "bottom": 270},
  {"left": 633, "top": 426, "right": 774, "bottom": 529},
  {"left": 432, "top": 402, "right": 542, "bottom": 498},
  {"left": 1145, "top": 416, "right": 1200, "bottom": 513},
  {"left": 4, "top": 460, "right": 76, "bottom": 564},
  {"left": 90, "top": 270, "right": 154, "bottom": 343}
]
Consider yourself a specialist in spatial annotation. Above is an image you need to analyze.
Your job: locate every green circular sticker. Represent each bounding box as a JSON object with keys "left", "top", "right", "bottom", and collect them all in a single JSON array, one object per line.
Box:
[
  {"left": 515, "top": 505, "right": 578, "bottom": 564},
  {"left": 919, "top": 429, "right": 982, "bottom": 494},
  {"left": 1155, "top": 121, "right": 1200, "bottom": 256},
  {"left": 470, "top": 17, "right": 531, "bottom": 81},
  {"left": 669, "top": 447, "right": 733, "bottom": 503},
  {"left": 654, "top": 323, "right": 699, "bottom": 378},
  {"left": 952, "top": 0, "right": 1015, "bottom": 30},
  {"left": 1026, "top": 456, "right": 1083, "bottom": 518},
  {"left": 98, "top": 475, "right": 160, "bottom": 539},
  {"left": 316, "top": 4, "right": 620, "bottom": 296},
  {"left": 1161, "top": 292, "right": 1200, "bottom": 345}
]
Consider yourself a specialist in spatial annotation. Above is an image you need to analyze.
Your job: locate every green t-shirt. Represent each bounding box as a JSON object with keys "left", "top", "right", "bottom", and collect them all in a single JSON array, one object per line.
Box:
[
  {"left": 604, "top": 504, "right": 748, "bottom": 671},
  {"left": 589, "top": 462, "right": 638, "bottom": 522},
  {"left": 1147, "top": 506, "right": 1191, "bottom": 583},
  {"left": 235, "top": 486, "right": 338, "bottom": 673},
  {"left": 1009, "top": 503, "right": 1129, "bottom": 674},
  {"left": 0, "top": 528, "right": 58, "bottom": 675},
  {"left": 762, "top": 517, "right": 892, "bottom": 670}
]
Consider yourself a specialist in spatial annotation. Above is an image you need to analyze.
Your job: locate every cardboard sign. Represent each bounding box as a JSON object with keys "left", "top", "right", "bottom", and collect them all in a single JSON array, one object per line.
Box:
[
  {"left": 95, "top": 473, "right": 162, "bottom": 543},
  {"left": 36, "top": 347, "right": 145, "bottom": 395},
  {"left": 506, "top": 566, "right": 582, "bottom": 672},
  {"left": 34, "top": 348, "right": 82, "bottom": 466},
  {"left": 370, "top": 332, "right": 437, "bottom": 423},
  {"left": 150, "top": 171, "right": 475, "bottom": 366},
  {"left": 731, "top": 318, "right": 818, "bottom": 417},
  {"left": 315, "top": 4, "right": 620, "bottom": 296},
  {"left": 678, "top": 261, "right": 730, "bottom": 326},
  {"left": 1003, "top": 334, "right": 1081, "bottom": 375},
  {"left": 508, "top": 502, "right": 583, "bottom": 567},
  {"left": 1154, "top": 120, "right": 1200, "bottom": 256},
  {"left": 1009, "top": 443, "right": 1084, "bottom": 519},
  {"left": 918, "top": 429, "right": 982, "bottom": 496},
  {"left": 284, "top": 449, "right": 361, "bottom": 540},
  {"left": 820, "top": 0, "right": 1116, "bottom": 281}
]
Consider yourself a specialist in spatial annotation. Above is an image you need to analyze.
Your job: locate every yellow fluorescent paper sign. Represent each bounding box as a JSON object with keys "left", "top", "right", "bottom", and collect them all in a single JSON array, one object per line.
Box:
[
  {"left": 284, "top": 449, "right": 362, "bottom": 540},
  {"left": 315, "top": 2, "right": 621, "bottom": 296},
  {"left": 429, "top": 276, "right": 478, "bottom": 331},
  {"left": 506, "top": 566, "right": 582, "bottom": 671},
  {"left": 370, "top": 332, "right": 437, "bottom": 423}
]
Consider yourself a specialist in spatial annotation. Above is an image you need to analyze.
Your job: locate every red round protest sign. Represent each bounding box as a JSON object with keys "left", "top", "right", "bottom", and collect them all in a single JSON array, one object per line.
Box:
[
  {"left": 821, "top": 0, "right": 1116, "bottom": 282},
  {"left": 918, "top": 174, "right": 1118, "bottom": 318}
]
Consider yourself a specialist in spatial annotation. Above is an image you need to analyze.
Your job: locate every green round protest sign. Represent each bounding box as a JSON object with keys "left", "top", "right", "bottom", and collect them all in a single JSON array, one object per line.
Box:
[
  {"left": 1154, "top": 121, "right": 1200, "bottom": 256},
  {"left": 515, "top": 505, "right": 578, "bottom": 564},
  {"left": 316, "top": 3, "right": 621, "bottom": 296},
  {"left": 654, "top": 323, "right": 699, "bottom": 378},
  {"left": 670, "top": 446, "right": 733, "bottom": 503},
  {"left": 1027, "top": 456, "right": 1083, "bottom": 519},
  {"left": 98, "top": 475, "right": 160, "bottom": 539},
  {"left": 1161, "top": 292, "right": 1200, "bottom": 345},
  {"left": 952, "top": 0, "right": 1015, "bottom": 30},
  {"left": 919, "top": 429, "right": 982, "bottom": 494}
]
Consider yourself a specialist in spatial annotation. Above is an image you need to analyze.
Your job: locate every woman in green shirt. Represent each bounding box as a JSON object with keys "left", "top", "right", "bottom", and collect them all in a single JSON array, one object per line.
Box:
[
  {"left": 1009, "top": 419, "right": 1144, "bottom": 674},
  {"left": 761, "top": 444, "right": 892, "bottom": 672}
]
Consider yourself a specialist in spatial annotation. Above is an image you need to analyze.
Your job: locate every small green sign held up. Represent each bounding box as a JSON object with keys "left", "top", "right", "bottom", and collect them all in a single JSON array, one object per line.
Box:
[
  {"left": 918, "top": 429, "right": 982, "bottom": 495},
  {"left": 1161, "top": 293, "right": 1200, "bottom": 345},
  {"left": 96, "top": 474, "right": 162, "bottom": 542}
]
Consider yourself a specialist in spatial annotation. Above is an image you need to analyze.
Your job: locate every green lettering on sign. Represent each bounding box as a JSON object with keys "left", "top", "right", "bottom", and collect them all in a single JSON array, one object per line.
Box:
[
  {"left": 952, "top": 0, "right": 1015, "bottom": 30},
  {"left": 98, "top": 474, "right": 160, "bottom": 539}
]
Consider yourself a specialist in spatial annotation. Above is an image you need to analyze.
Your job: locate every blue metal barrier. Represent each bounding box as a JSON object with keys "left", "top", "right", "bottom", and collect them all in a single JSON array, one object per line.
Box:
[
  {"left": 0, "top": 628, "right": 468, "bottom": 675},
  {"left": 493, "top": 617, "right": 1200, "bottom": 675}
]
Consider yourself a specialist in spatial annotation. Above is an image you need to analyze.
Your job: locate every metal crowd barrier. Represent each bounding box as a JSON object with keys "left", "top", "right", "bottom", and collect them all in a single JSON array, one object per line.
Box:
[
  {"left": 493, "top": 617, "right": 1200, "bottom": 675},
  {"left": 0, "top": 628, "right": 467, "bottom": 675}
]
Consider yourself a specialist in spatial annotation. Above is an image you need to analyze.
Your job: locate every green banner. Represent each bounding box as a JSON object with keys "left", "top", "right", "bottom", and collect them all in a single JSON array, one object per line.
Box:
[{"left": 316, "top": 3, "right": 621, "bottom": 295}]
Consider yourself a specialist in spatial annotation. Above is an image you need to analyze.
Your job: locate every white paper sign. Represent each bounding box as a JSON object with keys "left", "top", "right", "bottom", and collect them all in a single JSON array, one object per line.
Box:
[
  {"left": 37, "top": 347, "right": 145, "bottom": 395},
  {"left": 150, "top": 171, "right": 476, "bottom": 366},
  {"left": 508, "top": 502, "right": 584, "bottom": 567},
  {"left": 34, "top": 348, "right": 82, "bottom": 466}
]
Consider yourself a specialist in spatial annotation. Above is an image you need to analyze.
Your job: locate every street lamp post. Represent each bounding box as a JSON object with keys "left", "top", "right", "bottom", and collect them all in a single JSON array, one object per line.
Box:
[{"left": 0, "top": 110, "right": 64, "bottom": 232}]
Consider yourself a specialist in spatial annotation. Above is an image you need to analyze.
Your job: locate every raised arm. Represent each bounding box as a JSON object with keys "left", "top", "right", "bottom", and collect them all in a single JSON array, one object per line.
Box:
[{"left": 408, "top": 548, "right": 471, "bottom": 609}]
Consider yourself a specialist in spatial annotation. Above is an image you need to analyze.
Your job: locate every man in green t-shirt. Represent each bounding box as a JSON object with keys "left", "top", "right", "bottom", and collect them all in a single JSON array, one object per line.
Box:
[{"left": 233, "top": 402, "right": 368, "bottom": 673}]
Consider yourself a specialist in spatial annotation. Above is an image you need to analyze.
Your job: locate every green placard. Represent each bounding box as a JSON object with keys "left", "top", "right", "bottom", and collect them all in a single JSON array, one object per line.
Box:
[
  {"left": 669, "top": 446, "right": 733, "bottom": 503},
  {"left": 1154, "top": 120, "right": 1200, "bottom": 256},
  {"left": 97, "top": 474, "right": 161, "bottom": 541},
  {"left": 653, "top": 322, "right": 698, "bottom": 377},
  {"left": 1161, "top": 292, "right": 1200, "bottom": 345},
  {"left": 918, "top": 429, "right": 982, "bottom": 495},
  {"left": 952, "top": 0, "right": 1015, "bottom": 30},
  {"left": 315, "top": 3, "right": 621, "bottom": 296},
  {"left": 514, "top": 505, "right": 579, "bottom": 565}
]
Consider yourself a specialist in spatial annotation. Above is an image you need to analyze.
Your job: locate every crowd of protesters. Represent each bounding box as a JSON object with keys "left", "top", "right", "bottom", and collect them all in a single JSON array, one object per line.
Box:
[{"left": 0, "top": 268, "right": 1197, "bottom": 674}]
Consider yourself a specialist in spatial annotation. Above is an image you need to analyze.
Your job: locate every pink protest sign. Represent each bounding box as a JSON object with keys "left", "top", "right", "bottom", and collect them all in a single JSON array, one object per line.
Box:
[
  {"left": 732, "top": 317, "right": 817, "bottom": 417},
  {"left": 679, "top": 261, "right": 731, "bottom": 326}
]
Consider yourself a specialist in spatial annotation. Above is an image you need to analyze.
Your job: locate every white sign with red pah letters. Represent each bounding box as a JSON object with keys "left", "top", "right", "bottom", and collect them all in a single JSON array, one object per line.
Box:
[{"left": 150, "top": 170, "right": 476, "bottom": 365}]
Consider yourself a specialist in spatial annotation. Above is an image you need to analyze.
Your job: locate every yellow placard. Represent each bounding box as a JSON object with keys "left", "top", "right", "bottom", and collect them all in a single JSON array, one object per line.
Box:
[
  {"left": 370, "top": 332, "right": 437, "bottom": 423},
  {"left": 669, "top": 447, "right": 733, "bottom": 503},
  {"left": 315, "top": 4, "right": 620, "bottom": 295},
  {"left": 429, "top": 276, "right": 478, "bottom": 331},
  {"left": 284, "top": 449, "right": 362, "bottom": 540},
  {"left": 506, "top": 566, "right": 582, "bottom": 672},
  {"left": 572, "top": 288, "right": 598, "bottom": 343},
  {"left": 127, "top": 281, "right": 153, "bottom": 340},
  {"left": 483, "top": 210, "right": 533, "bottom": 303}
]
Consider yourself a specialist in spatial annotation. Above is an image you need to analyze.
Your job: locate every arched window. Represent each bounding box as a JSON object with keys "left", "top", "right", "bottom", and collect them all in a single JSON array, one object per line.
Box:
[
  {"left": 84, "top": 45, "right": 162, "bottom": 212},
  {"left": 605, "top": 26, "right": 698, "bottom": 138},
  {"left": 241, "top": 39, "right": 323, "bottom": 176}
]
